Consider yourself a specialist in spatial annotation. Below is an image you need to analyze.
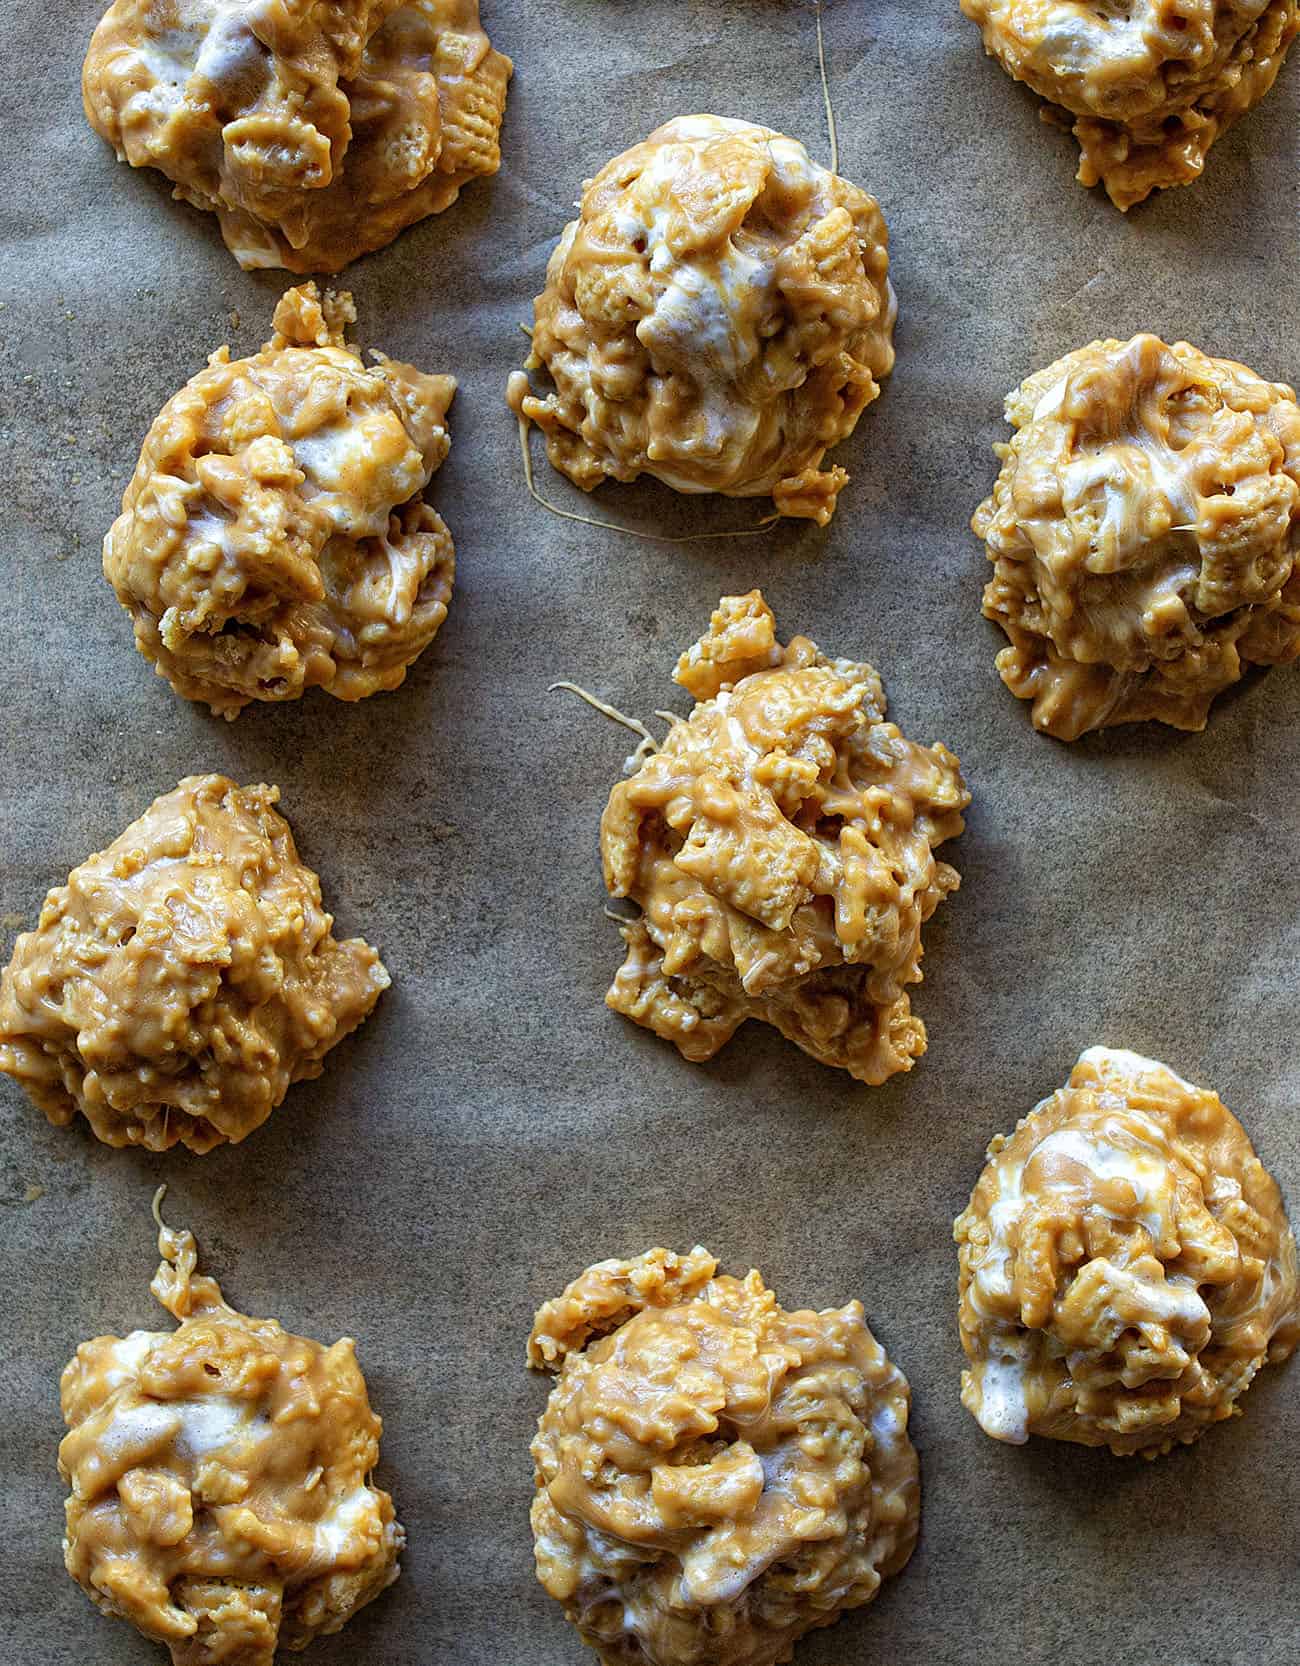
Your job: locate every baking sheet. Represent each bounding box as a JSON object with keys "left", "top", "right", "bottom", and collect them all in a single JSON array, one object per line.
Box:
[{"left": 1, "top": 2, "right": 1298, "bottom": 1662}]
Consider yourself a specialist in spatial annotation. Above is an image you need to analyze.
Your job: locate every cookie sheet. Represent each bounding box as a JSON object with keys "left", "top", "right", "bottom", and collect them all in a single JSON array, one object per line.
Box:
[{"left": 0, "top": 3, "right": 1297, "bottom": 1663}]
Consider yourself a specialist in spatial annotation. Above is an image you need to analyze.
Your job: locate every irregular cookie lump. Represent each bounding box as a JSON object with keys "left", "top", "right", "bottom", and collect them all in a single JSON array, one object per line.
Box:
[
  {"left": 0, "top": 774, "right": 388, "bottom": 1152},
  {"left": 508, "top": 115, "right": 896, "bottom": 526},
  {"left": 960, "top": 0, "right": 1298, "bottom": 208},
  {"left": 105, "top": 283, "right": 457, "bottom": 718},
  {"left": 976, "top": 334, "right": 1300, "bottom": 739},
  {"left": 528, "top": 1247, "right": 919, "bottom": 1666},
  {"left": 600, "top": 592, "right": 969, "bottom": 1084},
  {"left": 955, "top": 1047, "right": 1300, "bottom": 1457},
  {"left": 60, "top": 1196, "right": 403, "bottom": 1663},
  {"left": 83, "top": 0, "right": 512, "bottom": 271}
]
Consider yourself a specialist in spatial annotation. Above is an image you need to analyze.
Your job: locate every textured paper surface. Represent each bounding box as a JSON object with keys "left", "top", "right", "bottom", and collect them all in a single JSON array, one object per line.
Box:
[{"left": 1, "top": 3, "right": 1298, "bottom": 1663}]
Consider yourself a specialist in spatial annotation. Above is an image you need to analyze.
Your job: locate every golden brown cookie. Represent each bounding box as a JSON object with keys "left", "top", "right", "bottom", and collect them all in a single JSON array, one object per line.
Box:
[
  {"left": 955, "top": 1047, "right": 1300, "bottom": 1456},
  {"left": 528, "top": 1247, "right": 919, "bottom": 1666},
  {"left": 599, "top": 592, "right": 969, "bottom": 1084},
  {"left": 960, "top": 0, "right": 1298, "bottom": 208},
  {"left": 60, "top": 1195, "right": 403, "bottom": 1663},
  {"left": 0, "top": 774, "right": 388, "bottom": 1152},
  {"left": 509, "top": 115, "right": 895, "bottom": 526},
  {"left": 105, "top": 283, "right": 456, "bottom": 718},
  {"left": 976, "top": 334, "right": 1300, "bottom": 739},
  {"left": 83, "top": 0, "right": 511, "bottom": 270}
]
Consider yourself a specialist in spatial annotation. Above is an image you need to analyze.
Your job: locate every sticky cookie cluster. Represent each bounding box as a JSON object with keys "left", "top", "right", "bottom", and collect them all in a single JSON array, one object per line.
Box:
[
  {"left": 510, "top": 115, "right": 896, "bottom": 526},
  {"left": 976, "top": 334, "right": 1300, "bottom": 739},
  {"left": 83, "top": 0, "right": 512, "bottom": 270},
  {"left": 955, "top": 1047, "right": 1300, "bottom": 1456},
  {"left": 528, "top": 1247, "right": 918, "bottom": 1666},
  {"left": 961, "top": 0, "right": 1299, "bottom": 207},
  {"left": 0, "top": 774, "right": 388, "bottom": 1153},
  {"left": 104, "top": 283, "right": 457, "bottom": 719},
  {"left": 601, "top": 592, "right": 969, "bottom": 1083},
  {"left": 59, "top": 1200, "right": 403, "bottom": 1664}
]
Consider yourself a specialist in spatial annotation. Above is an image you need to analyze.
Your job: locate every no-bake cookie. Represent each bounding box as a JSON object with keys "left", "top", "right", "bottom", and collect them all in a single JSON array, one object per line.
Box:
[
  {"left": 105, "top": 283, "right": 456, "bottom": 718},
  {"left": 508, "top": 115, "right": 896, "bottom": 526},
  {"left": 599, "top": 592, "right": 969, "bottom": 1083},
  {"left": 83, "top": 0, "right": 512, "bottom": 271},
  {"left": 0, "top": 774, "right": 387, "bottom": 1152},
  {"left": 955, "top": 1047, "right": 1300, "bottom": 1457},
  {"left": 960, "top": 0, "right": 1298, "bottom": 208},
  {"left": 60, "top": 1195, "right": 403, "bottom": 1662},
  {"left": 976, "top": 334, "right": 1300, "bottom": 739},
  {"left": 528, "top": 1246, "right": 918, "bottom": 1666}
]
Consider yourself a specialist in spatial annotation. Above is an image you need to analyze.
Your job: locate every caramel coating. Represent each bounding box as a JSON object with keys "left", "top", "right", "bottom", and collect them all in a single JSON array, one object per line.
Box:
[
  {"left": 0, "top": 775, "right": 387, "bottom": 1153},
  {"left": 955, "top": 1047, "right": 1300, "bottom": 1457},
  {"left": 600, "top": 592, "right": 968, "bottom": 1084},
  {"left": 60, "top": 1200, "right": 403, "bottom": 1664},
  {"left": 83, "top": 0, "right": 511, "bottom": 272},
  {"left": 976, "top": 335, "right": 1300, "bottom": 739},
  {"left": 960, "top": 0, "right": 1298, "bottom": 208},
  {"left": 528, "top": 1248, "right": 918, "bottom": 1666},
  {"left": 508, "top": 115, "right": 896, "bottom": 527},
  {"left": 104, "top": 283, "right": 456, "bottom": 719}
]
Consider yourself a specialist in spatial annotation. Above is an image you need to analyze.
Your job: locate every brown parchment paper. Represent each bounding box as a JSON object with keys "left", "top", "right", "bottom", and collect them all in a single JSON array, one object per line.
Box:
[{"left": 1, "top": 3, "right": 1298, "bottom": 1663}]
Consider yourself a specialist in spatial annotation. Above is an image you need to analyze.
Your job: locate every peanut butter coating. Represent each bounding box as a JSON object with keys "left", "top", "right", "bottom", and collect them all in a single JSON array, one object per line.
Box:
[
  {"left": 976, "top": 334, "right": 1300, "bottom": 739},
  {"left": 600, "top": 592, "right": 968, "bottom": 1084},
  {"left": 104, "top": 284, "right": 456, "bottom": 720},
  {"left": 960, "top": 0, "right": 1298, "bottom": 208},
  {"left": 60, "top": 1204, "right": 403, "bottom": 1664},
  {"left": 509, "top": 115, "right": 896, "bottom": 526},
  {"left": 83, "top": 0, "right": 512, "bottom": 272},
  {"left": 0, "top": 774, "right": 388, "bottom": 1153},
  {"left": 528, "top": 1248, "right": 918, "bottom": 1666},
  {"left": 955, "top": 1048, "right": 1300, "bottom": 1457}
]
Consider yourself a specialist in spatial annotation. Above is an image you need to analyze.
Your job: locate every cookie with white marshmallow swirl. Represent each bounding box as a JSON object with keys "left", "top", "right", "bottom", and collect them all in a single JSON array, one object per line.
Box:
[
  {"left": 59, "top": 1196, "right": 403, "bottom": 1662},
  {"left": 527, "top": 1247, "right": 918, "bottom": 1666},
  {"left": 976, "top": 334, "right": 1300, "bottom": 739},
  {"left": 955, "top": 1047, "right": 1299, "bottom": 1457},
  {"left": 509, "top": 115, "right": 895, "bottom": 527}
]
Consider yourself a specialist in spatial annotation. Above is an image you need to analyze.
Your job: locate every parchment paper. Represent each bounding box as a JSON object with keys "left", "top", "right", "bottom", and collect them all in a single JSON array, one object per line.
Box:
[{"left": 1, "top": 3, "right": 1298, "bottom": 1663}]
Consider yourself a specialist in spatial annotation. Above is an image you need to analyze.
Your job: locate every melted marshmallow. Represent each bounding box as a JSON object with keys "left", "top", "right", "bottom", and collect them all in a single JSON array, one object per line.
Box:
[
  {"left": 1027, "top": 1124, "right": 1176, "bottom": 1246},
  {"left": 91, "top": 1401, "right": 183, "bottom": 1467},
  {"left": 292, "top": 419, "right": 423, "bottom": 537},
  {"left": 102, "top": 1331, "right": 164, "bottom": 1389},
  {"left": 313, "top": 1482, "right": 381, "bottom": 1559},
  {"left": 129, "top": 0, "right": 261, "bottom": 116},
  {"left": 174, "top": 1395, "right": 253, "bottom": 1458},
  {"left": 1039, "top": 5, "right": 1158, "bottom": 76},
  {"left": 971, "top": 1352, "right": 1030, "bottom": 1444},
  {"left": 1077, "top": 1046, "right": 1198, "bottom": 1094},
  {"left": 617, "top": 123, "right": 825, "bottom": 480}
]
